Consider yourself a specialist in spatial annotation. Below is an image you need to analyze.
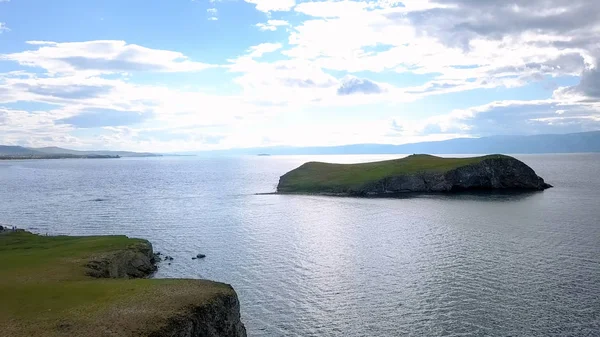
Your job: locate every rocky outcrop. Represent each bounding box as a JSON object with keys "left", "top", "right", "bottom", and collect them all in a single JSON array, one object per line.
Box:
[
  {"left": 84, "top": 241, "right": 247, "bottom": 337},
  {"left": 356, "top": 156, "right": 552, "bottom": 196},
  {"left": 4, "top": 231, "right": 247, "bottom": 337},
  {"left": 86, "top": 240, "right": 158, "bottom": 278},
  {"left": 278, "top": 155, "right": 552, "bottom": 197},
  {"left": 149, "top": 288, "right": 247, "bottom": 337}
]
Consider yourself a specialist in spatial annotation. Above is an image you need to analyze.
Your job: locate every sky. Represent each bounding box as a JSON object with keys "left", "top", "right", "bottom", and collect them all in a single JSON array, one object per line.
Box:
[{"left": 0, "top": 0, "right": 599, "bottom": 152}]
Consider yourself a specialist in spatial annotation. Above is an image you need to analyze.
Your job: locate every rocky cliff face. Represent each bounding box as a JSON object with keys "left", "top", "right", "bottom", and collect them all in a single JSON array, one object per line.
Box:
[
  {"left": 149, "top": 289, "right": 247, "bottom": 337},
  {"left": 278, "top": 156, "right": 552, "bottom": 196},
  {"left": 86, "top": 240, "right": 158, "bottom": 278},
  {"left": 85, "top": 241, "right": 247, "bottom": 337},
  {"left": 357, "top": 156, "right": 552, "bottom": 196}
]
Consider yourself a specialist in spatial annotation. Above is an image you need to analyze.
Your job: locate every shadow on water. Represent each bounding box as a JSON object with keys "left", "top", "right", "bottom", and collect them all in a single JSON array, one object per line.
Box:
[
  {"left": 87, "top": 198, "right": 108, "bottom": 202},
  {"left": 416, "top": 189, "right": 544, "bottom": 202},
  {"left": 258, "top": 189, "right": 544, "bottom": 203}
]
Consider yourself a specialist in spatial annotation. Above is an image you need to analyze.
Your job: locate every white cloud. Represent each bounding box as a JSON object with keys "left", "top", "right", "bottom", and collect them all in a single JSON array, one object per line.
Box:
[
  {"left": 245, "top": 43, "right": 283, "bottom": 58},
  {"left": 207, "top": 7, "right": 218, "bottom": 20},
  {"left": 0, "top": 107, "right": 79, "bottom": 147},
  {"left": 244, "top": 0, "right": 295, "bottom": 12},
  {"left": 0, "top": 40, "right": 214, "bottom": 75},
  {"left": 0, "top": 22, "right": 9, "bottom": 33},
  {"left": 294, "top": 0, "right": 370, "bottom": 18},
  {"left": 0, "top": 65, "right": 288, "bottom": 151},
  {"left": 337, "top": 76, "right": 385, "bottom": 95},
  {"left": 415, "top": 98, "right": 600, "bottom": 137},
  {"left": 256, "top": 20, "right": 290, "bottom": 31},
  {"left": 296, "top": 3, "right": 592, "bottom": 73},
  {"left": 226, "top": 43, "right": 341, "bottom": 104},
  {"left": 276, "top": 0, "right": 600, "bottom": 109}
]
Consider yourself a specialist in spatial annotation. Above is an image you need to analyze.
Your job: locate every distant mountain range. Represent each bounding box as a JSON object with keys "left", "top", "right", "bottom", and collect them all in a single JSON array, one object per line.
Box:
[
  {"left": 0, "top": 146, "right": 161, "bottom": 159},
  {"left": 2, "top": 131, "right": 599, "bottom": 159},
  {"left": 32, "top": 147, "right": 161, "bottom": 157},
  {"left": 189, "top": 131, "right": 600, "bottom": 156}
]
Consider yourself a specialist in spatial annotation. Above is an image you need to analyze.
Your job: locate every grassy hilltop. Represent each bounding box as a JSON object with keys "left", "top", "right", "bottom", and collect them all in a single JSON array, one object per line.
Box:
[
  {"left": 277, "top": 154, "right": 508, "bottom": 193},
  {"left": 0, "top": 231, "right": 240, "bottom": 337}
]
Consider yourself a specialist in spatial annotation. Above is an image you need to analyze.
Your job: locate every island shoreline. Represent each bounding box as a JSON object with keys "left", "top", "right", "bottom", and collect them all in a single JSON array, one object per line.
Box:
[{"left": 258, "top": 188, "right": 548, "bottom": 198}]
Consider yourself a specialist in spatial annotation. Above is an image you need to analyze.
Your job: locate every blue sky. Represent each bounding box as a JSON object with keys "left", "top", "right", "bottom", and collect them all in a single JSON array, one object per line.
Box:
[{"left": 0, "top": 0, "right": 599, "bottom": 151}]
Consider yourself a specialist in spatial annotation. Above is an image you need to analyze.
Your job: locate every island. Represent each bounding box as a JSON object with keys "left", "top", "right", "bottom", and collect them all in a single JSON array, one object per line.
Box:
[
  {"left": 0, "top": 230, "right": 246, "bottom": 337},
  {"left": 276, "top": 154, "right": 552, "bottom": 197}
]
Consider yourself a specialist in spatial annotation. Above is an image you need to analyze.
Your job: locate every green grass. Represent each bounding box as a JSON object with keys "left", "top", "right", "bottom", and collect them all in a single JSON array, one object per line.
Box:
[
  {"left": 278, "top": 154, "right": 509, "bottom": 193},
  {"left": 0, "top": 231, "right": 233, "bottom": 337}
]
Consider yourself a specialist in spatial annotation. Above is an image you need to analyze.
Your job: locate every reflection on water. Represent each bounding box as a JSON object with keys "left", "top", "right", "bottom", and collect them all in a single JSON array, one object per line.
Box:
[
  {"left": 1, "top": 154, "right": 599, "bottom": 336},
  {"left": 420, "top": 190, "right": 542, "bottom": 202}
]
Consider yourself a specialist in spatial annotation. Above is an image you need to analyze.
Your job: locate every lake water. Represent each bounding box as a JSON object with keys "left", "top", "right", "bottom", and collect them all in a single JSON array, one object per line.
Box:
[{"left": 1, "top": 154, "right": 599, "bottom": 336}]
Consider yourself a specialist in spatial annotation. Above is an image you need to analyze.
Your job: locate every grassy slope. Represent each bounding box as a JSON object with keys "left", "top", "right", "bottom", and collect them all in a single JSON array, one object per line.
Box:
[
  {"left": 278, "top": 154, "right": 508, "bottom": 192},
  {"left": 0, "top": 231, "right": 233, "bottom": 337}
]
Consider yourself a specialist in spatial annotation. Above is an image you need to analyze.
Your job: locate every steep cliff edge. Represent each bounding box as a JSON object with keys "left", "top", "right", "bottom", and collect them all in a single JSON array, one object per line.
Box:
[
  {"left": 277, "top": 154, "right": 552, "bottom": 196},
  {"left": 85, "top": 239, "right": 158, "bottom": 278},
  {"left": 148, "top": 285, "right": 246, "bottom": 337},
  {"left": 0, "top": 231, "right": 246, "bottom": 337}
]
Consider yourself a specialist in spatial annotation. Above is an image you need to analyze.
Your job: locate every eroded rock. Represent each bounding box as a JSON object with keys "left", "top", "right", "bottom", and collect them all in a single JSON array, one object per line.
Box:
[
  {"left": 148, "top": 288, "right": 247, "bottom": 337},
  {"left": 85, "top": 241, "right": 157, "bottom": 279},
  {"left": 358, "top": 156, "right": 552, "bottom": 195}
]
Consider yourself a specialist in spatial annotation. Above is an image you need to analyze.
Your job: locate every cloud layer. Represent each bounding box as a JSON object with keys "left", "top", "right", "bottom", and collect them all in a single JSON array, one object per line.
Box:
[
  {"left": 2, "top": 41, "right": 214, "bottom": 75},
  {"left": 1, "top": 0, "right": 599, "bottom": 151}
]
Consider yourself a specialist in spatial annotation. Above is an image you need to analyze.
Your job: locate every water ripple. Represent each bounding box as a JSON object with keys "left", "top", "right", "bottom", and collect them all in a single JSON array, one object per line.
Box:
[{"left": 0, "top": 154, "right": 599, "bottom": 336}]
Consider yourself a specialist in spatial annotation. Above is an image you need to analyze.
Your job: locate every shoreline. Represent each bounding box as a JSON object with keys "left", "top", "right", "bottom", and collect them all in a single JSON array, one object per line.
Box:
[
  {"left": 0, "top": 229, "right": 247, "bottom": 337},
  {"left": 257, "top": 188, "right": 549, "bottom": 198}
]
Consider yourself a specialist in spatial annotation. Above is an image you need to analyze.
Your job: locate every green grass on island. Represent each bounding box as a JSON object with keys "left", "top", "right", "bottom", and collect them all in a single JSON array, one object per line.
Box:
[
  {"left": 278, "top": 154, "right": 510, "bottom": 193},
  {"left": 0, "top": 231, "right": 234, "bottom": 337}
]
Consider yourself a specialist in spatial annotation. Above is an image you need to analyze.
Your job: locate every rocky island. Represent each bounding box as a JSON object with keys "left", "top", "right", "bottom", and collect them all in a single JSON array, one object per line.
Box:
[
  {"left": 277, "top": 154, "right": 552, "bottom": 197},
  {"left": 0, "top": 230, "right": 246, "bottom": 337}
]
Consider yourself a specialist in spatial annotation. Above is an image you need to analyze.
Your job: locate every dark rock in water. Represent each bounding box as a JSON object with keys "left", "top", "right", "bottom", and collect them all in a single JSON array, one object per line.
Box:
[
  {"left": 92, "top": 198, "right": 107, "bottom": 202},
  {"left": 192, "top": 257, "right": 197, "bottom": 260},
  {"left": 197, "top": 254, "right": 206, "bottom": 259}
]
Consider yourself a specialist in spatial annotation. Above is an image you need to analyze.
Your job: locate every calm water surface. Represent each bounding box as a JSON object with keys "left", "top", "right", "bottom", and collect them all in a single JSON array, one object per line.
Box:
[{"left": 1, "top": 154, "right": 599, "bottom": 336}]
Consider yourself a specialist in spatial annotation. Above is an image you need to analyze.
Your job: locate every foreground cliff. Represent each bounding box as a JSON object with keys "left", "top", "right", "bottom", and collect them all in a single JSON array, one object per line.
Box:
[
  {"left": 0, "top": 231, "right": 246, "bottom": 337},
  {"left": 277, "top": 154, "right": 552, "bottom": 196}
]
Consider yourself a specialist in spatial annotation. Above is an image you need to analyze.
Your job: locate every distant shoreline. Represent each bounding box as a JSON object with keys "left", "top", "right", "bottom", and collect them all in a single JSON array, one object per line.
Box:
[
  {"left": 0, "top": 145, "right": 164, "bottom": 159},
  {"left": 0, "top": 155, "right": 121, "bottom": 160}
]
